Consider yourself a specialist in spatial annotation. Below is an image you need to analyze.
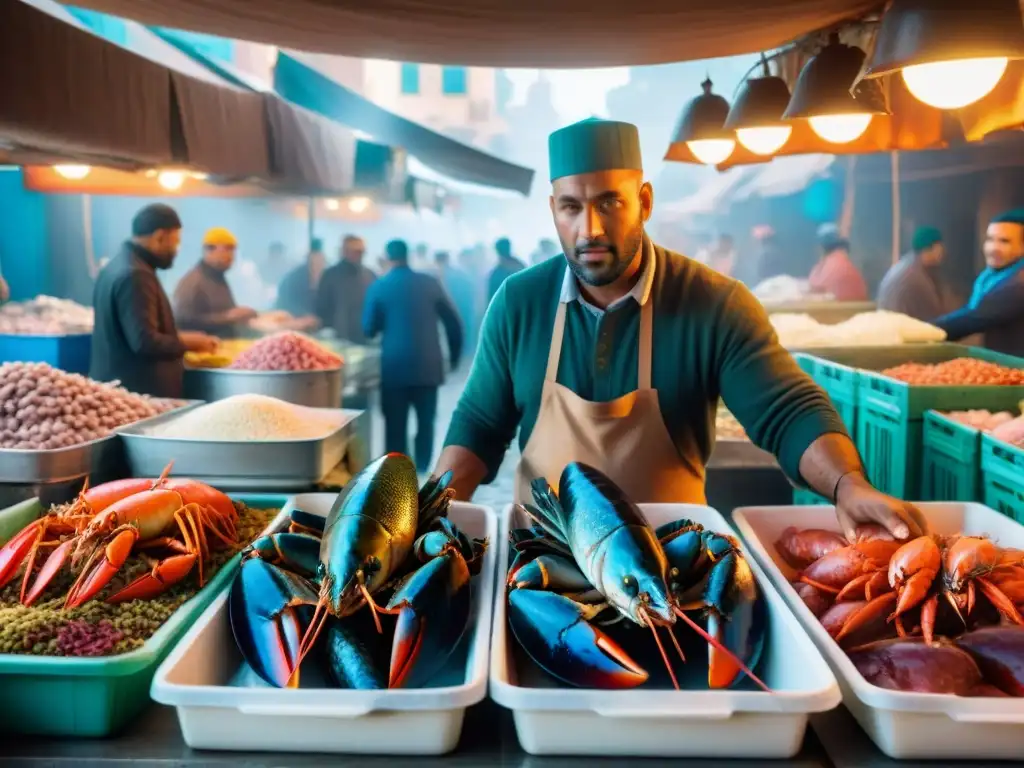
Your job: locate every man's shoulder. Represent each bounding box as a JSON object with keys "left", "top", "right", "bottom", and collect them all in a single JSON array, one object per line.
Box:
[
  {"left": 654, "top": 243, "right": 740, "bottom": 304},
  {"left": 503, "top": 257, "right": 564, "bottom": 294}
]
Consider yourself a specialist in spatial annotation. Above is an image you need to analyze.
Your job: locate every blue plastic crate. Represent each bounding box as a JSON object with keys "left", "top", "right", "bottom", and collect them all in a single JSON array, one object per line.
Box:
[{"left": 0, "top": 333, "right": 92, "bottom": 374}]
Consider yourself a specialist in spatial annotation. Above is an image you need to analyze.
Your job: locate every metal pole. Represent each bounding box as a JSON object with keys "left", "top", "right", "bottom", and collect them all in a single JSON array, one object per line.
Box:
[
  {"left": 307, "top": 197, "right": 316, "bottom": 248},
  {"left": 891, "top": 151, "right": 901, "bottom": 265}
]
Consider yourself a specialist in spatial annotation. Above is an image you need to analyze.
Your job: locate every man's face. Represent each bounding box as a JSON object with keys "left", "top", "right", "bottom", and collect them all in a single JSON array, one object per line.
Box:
[
  {"left": 149, "top": 228, "right": 181, "bottom": 269},
  {"left": 205, "top": 244, "right": 236, "bottom": 272},
  {"left": 983, "top": 222, "right": 1024, "bottom": 269},
  {"left": 921, "top": 242, "right": 945, "bottom": 268},
  {"left": 550, "top": 170, "right": 652, "bottom": 287},
  {"left": 343, "top": 238, "right": 366, "bottom": 264}
]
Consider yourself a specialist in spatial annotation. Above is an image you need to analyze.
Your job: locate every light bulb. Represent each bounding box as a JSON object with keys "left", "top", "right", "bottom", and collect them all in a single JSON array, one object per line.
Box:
[
  {"left": 902, "top": 57, "right": 1008, "bottom": 110},
  {"left": 190, "top": 172, "right": 208, "bottom": 180},
  {"left": 157, "top": 170, "right": 186, "bottom": 190},
  {"left": 53, "top": 165, "right": 91, "bottom": 180},
  {"left": 325, "top": 198, "right": 340, "bottom": 211},
  {"left": 347, "top": 196, "right": 371, "bottom": 213},
  {"left": 809, "top": 113, "right": 872, "bottom": 144},
  {"left": 686, "top": 139, "right": 735, "bottom": 165},
  {"left": 736, "top": 125, "right": 793, "bottom": 156}
]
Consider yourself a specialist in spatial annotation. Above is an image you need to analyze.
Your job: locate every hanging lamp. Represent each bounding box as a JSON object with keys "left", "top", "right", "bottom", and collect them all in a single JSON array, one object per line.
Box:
[
  {"left": 670, "top": 78, "right": 736, "bottom": 165},
  {"left": 724, "top": 55, "right": 794, "bottom": 155},
  {"left": 783, "top": 33, "right": 889, "bottom": 144},
  {"left": 862, "top": 0, "right": 1024, "bottom": 110}
]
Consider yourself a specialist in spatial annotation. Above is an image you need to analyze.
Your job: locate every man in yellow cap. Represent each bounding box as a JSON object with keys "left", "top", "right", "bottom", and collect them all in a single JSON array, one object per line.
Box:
[{"left": 173, "top": 227, "right": 257, "bottom": 338}]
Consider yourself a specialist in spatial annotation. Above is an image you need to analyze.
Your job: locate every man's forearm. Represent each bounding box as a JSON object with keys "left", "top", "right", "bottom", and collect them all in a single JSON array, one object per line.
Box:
[
  {"left": 434, "top": 445, "right": 489, "bottom": 501},
  {"left": 797, "top": 432, "right": 867, "bottom": 501}
]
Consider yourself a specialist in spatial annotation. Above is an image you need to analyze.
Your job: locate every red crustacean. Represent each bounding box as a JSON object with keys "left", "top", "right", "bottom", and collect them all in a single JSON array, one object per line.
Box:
[
  {"left": 820, "top": 593, "right": 897, "bottom": 646},
  {"left": 774, "top": 527, "right": 846, "bottom": 569},
  {"left": 943, "top": 536, "right": 1024, "bottom": 628},
  {"left": 0, "top": 463, "right": 237, "bottom": 608},
  {"left": 887, "top": 535, "right": 942, "bottom": 641},
  {"left": 799, "top": 539, "right": 900, "bottom": 597},
  {"left": 794, "top": 582, "right": 831, "bottom": 618}
]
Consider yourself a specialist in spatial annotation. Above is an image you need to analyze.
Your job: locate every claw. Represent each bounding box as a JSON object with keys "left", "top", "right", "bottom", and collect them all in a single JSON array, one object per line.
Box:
[
  {"left": 509, "top": 553, "right": 593, "bottom": 593},
  {"left": 508, "top": 589, "right": 648, "bottom": 688},
  {"left": 834, "top": 592, "right": 897, "bottom": 644},
  {"left": 0, "top": 520, "right": 43, "bottom": 589},
  {"left": 106, "top": 553, "right": 197, "bottom": 603},
  {"left": 22, "top": 539, "right": 76, "bottom": 606},
  {"left": 244, "top": 532, "right": 322, "bottom": 577},
  {"left": 64, "top": 528, "right": 138, "bottom": 609},
  {"left": 287, "top": 508, "right": 326, "bottom": 536},
  {"left": 386, "top": 550, "right": 472, "bottom": 688},
  {"left": 228, "top": 559, "right": 319, "bottom": 688},
  {"left": 703, "top": 552, "right": 767, "bottom": 689}
]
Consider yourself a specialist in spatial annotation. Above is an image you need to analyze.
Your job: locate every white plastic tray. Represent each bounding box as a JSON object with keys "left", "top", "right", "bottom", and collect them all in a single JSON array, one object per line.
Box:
[
  {"left": 733, "top": 502, "right": 1024, "bottom": 760},
  {"left": 152, "top": 494, "right": 497, "bottom": 755},
  {"left": 489, "top": 503, "right": 841, "bottom": 757}
]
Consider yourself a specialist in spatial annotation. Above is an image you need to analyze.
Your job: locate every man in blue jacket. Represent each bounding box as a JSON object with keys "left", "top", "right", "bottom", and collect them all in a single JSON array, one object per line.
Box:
[
  {"left": 363, "top": 239, "right": 463, "bottom": 472},
  {"left": 935, "top": 209, "right": 1024, "bottom": 357}
]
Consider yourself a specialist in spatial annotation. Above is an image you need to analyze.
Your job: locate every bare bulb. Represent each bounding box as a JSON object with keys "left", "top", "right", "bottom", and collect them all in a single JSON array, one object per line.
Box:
[
  {"left": 157, "top": 170, "right": 186, "bottom": 191},
  {"left": 347, "top": 196, "right": 371, "bottom": 213},
  {"left": 325, "top": 198, "right": 340, "bottom": 211},
  {"left": 736, "top": 126, "right": 793, "bottom": 156},
  {"left": 686, "top": 139, "right": 735, "bottom": 165},
  {"left": 809, "top": 114, "right": 872, "bottom": 144},
  {"left": 53, "top": 165, "right": 91, "bottom": 180},
  {"left": 902, "top": 57, "right": 1008, "bottom": 110}
]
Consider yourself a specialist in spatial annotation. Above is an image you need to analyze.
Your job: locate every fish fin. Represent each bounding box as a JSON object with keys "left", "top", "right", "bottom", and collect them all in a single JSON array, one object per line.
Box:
[{"left": 526, "top": 480, "right": 571, "bottom": 547}]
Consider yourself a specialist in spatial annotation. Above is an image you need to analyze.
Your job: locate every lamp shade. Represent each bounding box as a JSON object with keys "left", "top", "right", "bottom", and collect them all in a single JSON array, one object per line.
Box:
[
  {"left": 671, "top": 78, "right": 733, "bottom": 143},
  {"left": 863, "top": 0, "right": 1024, "bottom": 77},
  {"left": 724, "top": 75, "right": 792, "bottom": 129},
  {"left": 784, "top": 35, "right": 890, "bottom": 120}
]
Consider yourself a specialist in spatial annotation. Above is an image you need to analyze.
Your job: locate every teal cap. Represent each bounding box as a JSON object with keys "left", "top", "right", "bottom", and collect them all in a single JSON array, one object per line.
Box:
[
  {"left": 911, "top": 226, "right": 942, "bottom": 252},
  {"left": 548, "top": 118, "right": 642, "bottom": 182}
]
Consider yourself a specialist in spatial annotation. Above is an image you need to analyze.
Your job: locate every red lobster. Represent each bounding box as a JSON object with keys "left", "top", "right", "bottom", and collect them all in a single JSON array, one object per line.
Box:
[{"left": 0, "top": 464, "right": 237, "bottom": 608}]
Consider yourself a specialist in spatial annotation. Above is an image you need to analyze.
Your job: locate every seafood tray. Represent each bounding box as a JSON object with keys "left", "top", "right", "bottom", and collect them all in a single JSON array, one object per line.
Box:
[
  {"left": 0, "top": 492, "right": 289, "bottom": 738},
  {"left": 183, "top": 366, "right": 343, "bottom": 408},
  {"left": 0, "top": 401, "right": 201, "bottom": 485},
  {"left": 116, "top": 406, "right": 364, "bottom": 491},
  {"left": 732, "top": 502, "right": 1024, "bottom": 760},
  {"left": 151, "top": 494, "right": 498, "bottom": 755},
  {"left": 490, "top": 503, "right": 841, "bottom": 758}
]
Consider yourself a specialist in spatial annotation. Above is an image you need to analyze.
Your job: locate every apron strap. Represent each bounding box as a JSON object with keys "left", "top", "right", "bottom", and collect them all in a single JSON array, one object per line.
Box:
[
  {"left": 546, "top": 301, "right": 568, "bottom": 382},
  {"left": 638, "top": 297, "right": 653, "bottom": 389}
]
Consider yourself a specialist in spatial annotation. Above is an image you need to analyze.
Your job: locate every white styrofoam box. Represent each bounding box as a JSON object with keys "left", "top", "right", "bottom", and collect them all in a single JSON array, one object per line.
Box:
[
  {"left": 490, "top": 503, "right": 841, "bottom": 758},
  {"left": 733, "top": 502, "right": 1024, "bottom": 760},
  {"left": 151, "top": 494, "right": 498, "bottom": 755}
]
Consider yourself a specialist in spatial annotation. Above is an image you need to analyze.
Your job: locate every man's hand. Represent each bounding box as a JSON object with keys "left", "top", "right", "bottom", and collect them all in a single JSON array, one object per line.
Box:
[
  {"left": 228, "top": 306, "right": 258, "bottom": 323},
  {"left": 179, "top": 331, "right": 219, "bottom": 353},
  {"left": 834, "top": 472, "right": 928, "bottom": 542}
]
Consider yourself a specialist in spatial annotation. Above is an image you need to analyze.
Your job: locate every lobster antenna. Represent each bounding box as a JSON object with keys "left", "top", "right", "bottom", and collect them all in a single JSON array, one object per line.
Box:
[
  {"left": 640, "top": 608, "right": 679, "bottom": 690},
  {"left": 672, "top": 606, "right": 772, "bottom": 692}
]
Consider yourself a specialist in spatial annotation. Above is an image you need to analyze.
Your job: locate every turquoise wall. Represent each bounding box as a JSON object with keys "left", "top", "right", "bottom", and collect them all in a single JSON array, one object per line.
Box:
[{"left": 0, "top": 170, "right": 51, "bottom": 300}]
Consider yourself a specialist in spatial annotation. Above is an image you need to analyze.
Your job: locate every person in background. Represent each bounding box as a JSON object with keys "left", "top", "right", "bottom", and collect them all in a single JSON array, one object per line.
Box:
[
  {"left": 173, "top": 227, "right": 257, "bottom": 338},
  {"left": 809, "top": 224, "right": 869, "bottom": 301},
  {"left": 436, "top": 250, "right": 478, "bottom": 351},
  {"left": 91, "top": 204, "right": 217, "bottom": 398},
  {"left": 364, "top": 239, "right": 463, "bottom": 474},
  {"left": 934, "top": 209, "right": 1024, "bottom": 356},
  {"left": 487, "top": 237, "right": 526, "bottom": 303},
  {"left": 531, "top": 238, "right": 559, "bottom": 266},
  {"left": 877, "top": 226, "right": 956, "bottom": 321},
  {"left": 275, "top": 243, "right": 327, "bottom": 327},
  {"left": 748, "top": 225, "right": 788, "bottom": 286},
  {"left": 316, "top": 235, "right": 376, "bottom": 344},
  {"left": 414, "top": 242, "right": 431, "bottom": 270}
]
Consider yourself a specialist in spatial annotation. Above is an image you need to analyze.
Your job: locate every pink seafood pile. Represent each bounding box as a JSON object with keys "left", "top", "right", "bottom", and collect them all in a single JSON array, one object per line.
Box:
[
  {"left": 0, "top": 362, "right": 178, "bottom": 450},
  {"left": 776, "top": 525, "right": 1024, "bottom": 696},
  {"left": 882, "top": 358, "right": 1024, "bottom": 386},
  {"left": 228, "top": 332, "right": 342, "bottom": 372},
  {"left": 941, "top": 408, "right": 1024, "bottom": 448}
]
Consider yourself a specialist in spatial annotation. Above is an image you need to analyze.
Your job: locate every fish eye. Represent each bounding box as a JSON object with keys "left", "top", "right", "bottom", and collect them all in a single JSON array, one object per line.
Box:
[
  {"left": 669, "top": 567, "right": 680, "bottom": 580},
  {"left": 622, "top": 574, "right": 639, "bottom": 597}
]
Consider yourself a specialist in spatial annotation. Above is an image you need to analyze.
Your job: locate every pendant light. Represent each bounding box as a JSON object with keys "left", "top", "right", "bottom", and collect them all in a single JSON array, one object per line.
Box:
[
  {"left": 783, "top": 33, "right": 889, "bottom": 144},
  {"left": 724, "top": 56, "right": 794, "bottom": 156},
  {"left": 670, "top": 78, "right": 736, "bottom": 165},
  {"left": 157, "top": 170, "right": 186, "bottom": 191},
  {"left": 862, "top": 0, "right": 1024, "bottom": 110},
  {"left": 53, "top": 165, "right": 91, "bottom": 180}
]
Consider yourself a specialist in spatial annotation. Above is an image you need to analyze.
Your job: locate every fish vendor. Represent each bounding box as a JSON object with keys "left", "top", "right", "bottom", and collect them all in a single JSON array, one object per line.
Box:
[
  {"left": 91, "top": 204, "right": 218, "bottom": 398},
  {"left": 933, "top": 209, "right": 1024, "bottom": 357},
  {"left": 173, "top": 227, "right": 257, "bottom": 338},
  {"left": 435, "top": 118, "right": 923, "bottom": 541}
]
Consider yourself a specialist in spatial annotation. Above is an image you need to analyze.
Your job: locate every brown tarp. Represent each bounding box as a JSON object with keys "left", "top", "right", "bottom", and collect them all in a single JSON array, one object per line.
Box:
[
  {"left": 0, "top": 0, "right": 270, "bottom": 179},
  {"left": 62, "top": 0, "right": 880, "bottom": 68}
]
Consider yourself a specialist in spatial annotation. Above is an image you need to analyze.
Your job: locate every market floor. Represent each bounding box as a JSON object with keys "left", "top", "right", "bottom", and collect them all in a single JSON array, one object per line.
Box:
[{"left": 368, "top": 368, "right": 520, "bottom": 510}]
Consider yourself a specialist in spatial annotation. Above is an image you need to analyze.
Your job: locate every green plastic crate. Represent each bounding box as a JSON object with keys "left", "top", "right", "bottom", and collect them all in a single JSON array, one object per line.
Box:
[
  {"left": 856, "top": 347, "right": 1024, "bottom": 499},
  {"left": 793, "top": 487, "right": 831, "bottom": 505},
  {"left": 793, "top": 352, "right": 816, "bottom": 377},
  {"left": 0, "top": 492, "right": 289, "bottom": 737},
  {"left": 921, "top": 410, "right": 983, "bottom": 502},
  {"left": 981, "top": 434, "right": 1024, "bottom": 523}
]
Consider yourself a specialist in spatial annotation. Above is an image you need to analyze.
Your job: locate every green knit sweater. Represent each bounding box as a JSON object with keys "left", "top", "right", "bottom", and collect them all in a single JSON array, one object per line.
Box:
[{"left": 443, "top": 243, "right": 847, "bottom": 486}]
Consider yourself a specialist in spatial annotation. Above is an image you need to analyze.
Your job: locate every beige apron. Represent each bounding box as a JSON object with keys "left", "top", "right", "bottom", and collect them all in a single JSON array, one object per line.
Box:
[{"left": 514, "top": 291, "right": 706, "bottom": 505}]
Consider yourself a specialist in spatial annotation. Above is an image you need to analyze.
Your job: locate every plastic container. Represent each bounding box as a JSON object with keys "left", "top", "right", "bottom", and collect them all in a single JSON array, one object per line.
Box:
[
  {"left": 733, "top": 502, "right": 1024, "bottom": 760},
  {"left": 0, "top": 333, "right": 92, "bottom": 374},
  {"left": 792, "top": 488, "right": 830, "bottom": 506},
  {"left": 151, "top": 494, "right": 497, "bottom": 755},
  {"left": 921, "top": 410, "right": 983, "bottom": 502},
  {"left": 981, "top": 434, "right": 1024, "bottom": 523},
  {"left": 0, "top": 492, "right": 289, "bottom": 737},
  {"left": 490, "top": 503, "right": 841, "bottom": 758}
]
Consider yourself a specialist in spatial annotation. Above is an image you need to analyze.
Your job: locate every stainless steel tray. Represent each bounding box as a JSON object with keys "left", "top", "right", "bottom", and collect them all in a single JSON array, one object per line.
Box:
[
  {"left": 0, "top": 401, "right": 202, "bottom": 485},
  {"left": 183, "top": 367, "right": 343, "bottom": 408},
  {"left": 115, "top": 405, "right": 366, "bottom": 490}
]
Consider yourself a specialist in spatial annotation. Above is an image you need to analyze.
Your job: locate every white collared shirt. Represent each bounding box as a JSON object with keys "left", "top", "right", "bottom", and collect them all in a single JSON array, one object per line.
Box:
[{"left": 559, "top": 237, "right": 656, "bottom": 317}]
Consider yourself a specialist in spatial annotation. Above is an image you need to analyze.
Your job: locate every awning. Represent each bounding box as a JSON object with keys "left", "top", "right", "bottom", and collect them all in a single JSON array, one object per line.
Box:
[
  {"left": 658, "top": 168, "right": 757, "bottom": 218},
  {"left": 274, "top": 52, "right": 534, "bottom": 195},
  {"left": 62, "top": 0, "right": 877, "bottom": 68},
  {"left": 732, "top": 154, "right": 836, "bottom": 201}
]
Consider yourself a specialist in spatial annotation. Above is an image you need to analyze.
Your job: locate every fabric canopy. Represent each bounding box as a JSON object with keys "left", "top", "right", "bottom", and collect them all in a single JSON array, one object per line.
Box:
[
  {"left": 274, "top": 53, "right": 534, "bottom": 195},
  {"left": 60, "top": 0, "right": 878, "bottom": 68}
]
